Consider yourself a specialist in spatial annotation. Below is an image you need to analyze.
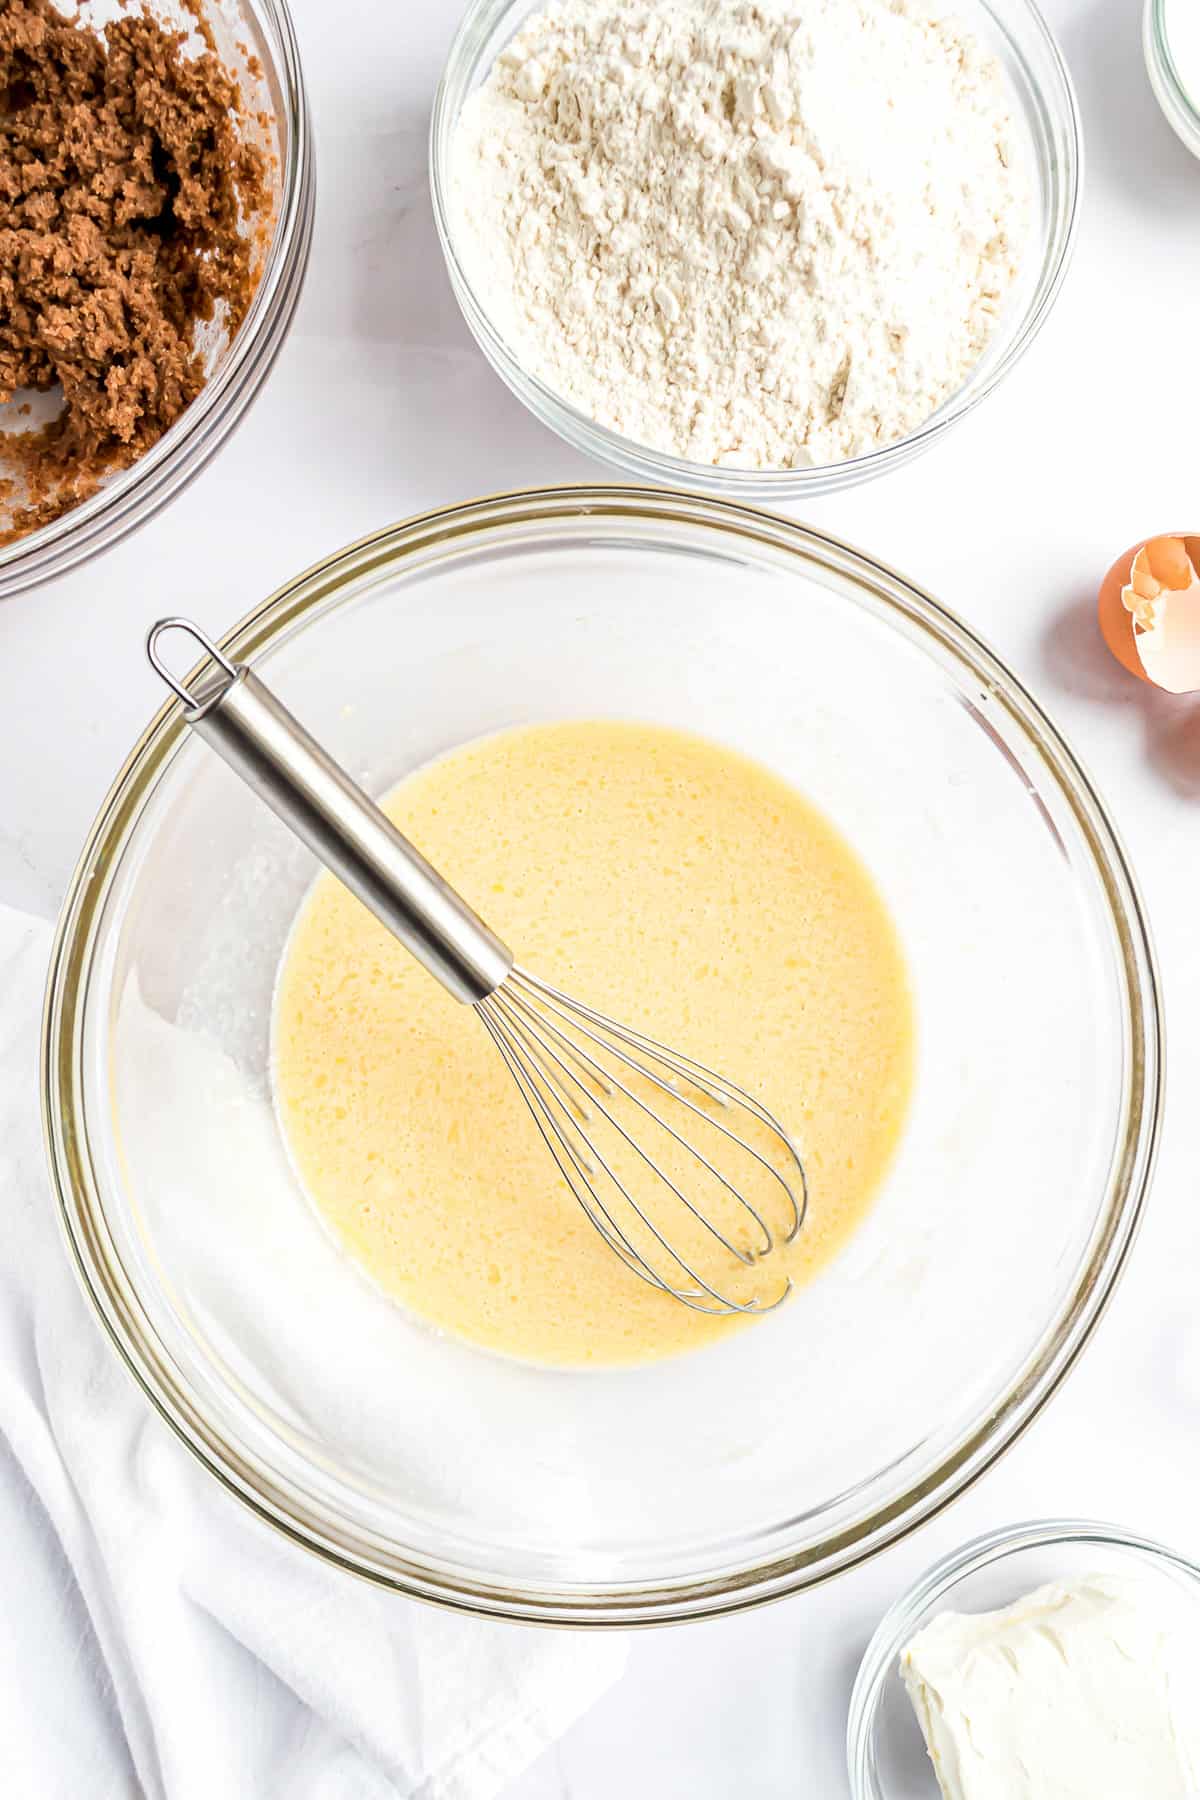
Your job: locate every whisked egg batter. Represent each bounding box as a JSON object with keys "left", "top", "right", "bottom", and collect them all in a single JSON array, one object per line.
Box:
[{"left": 273, "top": 720, "right": 914, "bottom": 1366}]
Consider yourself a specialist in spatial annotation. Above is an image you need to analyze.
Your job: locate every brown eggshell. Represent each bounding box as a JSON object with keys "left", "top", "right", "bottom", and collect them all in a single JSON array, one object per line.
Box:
[
  {"left": 1098, "top": 540, "right": 1153, "bottom": 683},
  {"left": 1098, "top": 533, "right": 1200, "bottom": 686}
]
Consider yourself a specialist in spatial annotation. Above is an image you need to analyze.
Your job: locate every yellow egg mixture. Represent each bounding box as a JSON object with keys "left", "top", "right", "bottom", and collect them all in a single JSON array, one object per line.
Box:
[{"left": 274, "top": 721, "right": 914, "bottom": 1367}]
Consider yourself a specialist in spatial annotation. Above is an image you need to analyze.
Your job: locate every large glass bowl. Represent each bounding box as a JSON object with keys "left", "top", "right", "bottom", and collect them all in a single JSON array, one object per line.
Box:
[
  {"left": 0, "top": 0, "right": 314, "bottom": 600},
  {"left": 430, "top": 0, "right": 1083, "bottom": 499},
  {"left": 847, "top": 1520, "right": 1200, "bottom": 1798},
  {"left": 43, "top": 488, "right": 1160, "bottom": 1624}
]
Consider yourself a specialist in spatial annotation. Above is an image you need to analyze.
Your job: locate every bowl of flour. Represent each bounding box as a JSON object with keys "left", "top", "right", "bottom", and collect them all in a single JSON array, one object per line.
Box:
[{"left": 431, "top": 0, "right": 1081, "bottom": 495}]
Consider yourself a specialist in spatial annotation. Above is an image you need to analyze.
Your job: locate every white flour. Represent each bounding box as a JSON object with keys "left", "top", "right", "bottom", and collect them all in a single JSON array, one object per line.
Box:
[{"left": 450, "top": 0, "right": 1027, "bottom": 469}]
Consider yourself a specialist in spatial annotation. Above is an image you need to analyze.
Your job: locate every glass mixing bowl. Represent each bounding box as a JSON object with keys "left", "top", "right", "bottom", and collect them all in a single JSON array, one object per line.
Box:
[
  {"left": 847, "top": 1520, "right": 1200, "bottom": 1798},
  {"left": 430, "top": 0, "right": 1083, "bottom": 499},
  {"left": 0, "top": 0, "right": 314, "bottom": 601},
  {"left": 43, "top": 488, "right": 1160, "bottom": 1624}
]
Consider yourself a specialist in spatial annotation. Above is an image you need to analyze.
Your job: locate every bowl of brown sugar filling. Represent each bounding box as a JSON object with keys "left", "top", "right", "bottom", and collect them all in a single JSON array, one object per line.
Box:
[{"left": 0, "top": 0, "right": 313, "bottom": 598}]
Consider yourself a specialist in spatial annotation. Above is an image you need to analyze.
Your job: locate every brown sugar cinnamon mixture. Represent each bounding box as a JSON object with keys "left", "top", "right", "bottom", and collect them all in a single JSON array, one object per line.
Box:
[{"left": 0, "top": 0, "right": 270, "bottom": 545}]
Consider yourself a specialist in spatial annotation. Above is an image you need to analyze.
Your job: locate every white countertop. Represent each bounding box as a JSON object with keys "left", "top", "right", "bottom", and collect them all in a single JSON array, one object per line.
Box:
[{"left": 3, "top": 0, "right": 1199, "bottom": 1792}]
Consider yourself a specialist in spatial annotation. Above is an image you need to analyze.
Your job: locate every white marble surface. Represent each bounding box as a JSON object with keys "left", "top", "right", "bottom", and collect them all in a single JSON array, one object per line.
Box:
[{"left": 3, "top": 0, "right": 1199, "bottom": 1791}]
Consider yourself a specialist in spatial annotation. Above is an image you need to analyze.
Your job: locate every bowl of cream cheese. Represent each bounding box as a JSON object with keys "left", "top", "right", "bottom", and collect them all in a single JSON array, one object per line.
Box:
[
  {"left": 431, "top": 0, "right": 1082, "bottom": 497},
  {"left": 848, "top": 1519, "right": 1200, "bottom": 1799}
]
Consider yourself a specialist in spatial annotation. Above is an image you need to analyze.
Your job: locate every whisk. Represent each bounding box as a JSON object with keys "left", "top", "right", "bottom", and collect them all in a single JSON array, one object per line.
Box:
[{"left": 147, "top": 619, "right": 808, "bottom": 1317}]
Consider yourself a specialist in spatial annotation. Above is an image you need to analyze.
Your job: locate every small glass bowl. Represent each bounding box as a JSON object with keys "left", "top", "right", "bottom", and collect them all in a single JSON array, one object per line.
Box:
[
  {"left": 847, "top": 1519, "right": 1200, "bottom": 1799},
  {"left": 1145, "top": 0, "right": 1200, "bottom": 160},
  {"left": 430, "top": 0, "right": 1083, "bottom": 499},
  {"left": 0, "top": 0, "right": 314, "bottom": 601}
]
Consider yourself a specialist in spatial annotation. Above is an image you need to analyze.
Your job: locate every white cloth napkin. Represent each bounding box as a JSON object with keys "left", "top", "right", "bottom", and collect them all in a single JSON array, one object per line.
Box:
[{"left": 0, "top": 904, "right": 625, "bottom": 1800}]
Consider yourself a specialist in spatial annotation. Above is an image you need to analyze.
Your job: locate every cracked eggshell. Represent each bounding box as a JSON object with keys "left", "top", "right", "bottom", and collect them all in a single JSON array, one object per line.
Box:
[{"left": 1098, "top": 533, "right": 1200, "bottom": 694}]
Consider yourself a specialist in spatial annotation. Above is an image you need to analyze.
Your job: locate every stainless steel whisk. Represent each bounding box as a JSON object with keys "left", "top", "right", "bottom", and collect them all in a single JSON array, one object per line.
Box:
[{"left": 147, "top": 619, "right": 808, "bottom": 1317}]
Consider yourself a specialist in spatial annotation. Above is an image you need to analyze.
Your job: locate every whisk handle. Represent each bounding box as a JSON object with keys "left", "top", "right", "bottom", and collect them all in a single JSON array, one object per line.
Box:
[{"left": 146, "top": 619, "right": 514, "bottom": 1005}]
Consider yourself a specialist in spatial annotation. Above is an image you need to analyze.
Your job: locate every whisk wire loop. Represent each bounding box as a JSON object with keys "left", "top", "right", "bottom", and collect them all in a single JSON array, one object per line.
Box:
[
  {"left": 494, "top": 986, "right": 761, "bottom": 1267},
  {"left": 479, "top": 1008, "right": 740, "bottom": 1312},
  {"left": 511, "top": 971, "right": 808, "bottom": 1242},
  {"left": 476, "top": 967, "right": 804, "bottom": 1317},
  {"left": 491, "top": 994, "right": 762, "bottom": 1308},
  {"left": 478, "top": 1013, "right": 648, "bottom": 1276}
]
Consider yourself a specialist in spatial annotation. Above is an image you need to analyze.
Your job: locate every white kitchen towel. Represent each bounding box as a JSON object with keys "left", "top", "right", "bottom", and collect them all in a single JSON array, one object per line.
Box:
[{"left": 0, "top": 904, "right": 625, "bottom": 1800}]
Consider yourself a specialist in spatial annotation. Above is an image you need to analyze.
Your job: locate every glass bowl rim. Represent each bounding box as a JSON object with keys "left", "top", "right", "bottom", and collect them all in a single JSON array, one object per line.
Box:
[
  {"left": 1145, "top": 0, "right": 1200, "bottom": 159},
  {"left": 41, "top": 485, "right": 1163, "bottom": 1625},
  {"left": 846, "top": 1516, "right": 1200, "bottom": 1797},
  {"left": 428, "top": 0, "right": 1085, "bottom": 498},
  {"left": 0, "top": 0, "right": 315, "bottom": 601}
]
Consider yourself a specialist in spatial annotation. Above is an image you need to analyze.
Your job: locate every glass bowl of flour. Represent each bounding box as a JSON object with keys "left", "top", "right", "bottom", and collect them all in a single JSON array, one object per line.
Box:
[{"left": 431, "top": 0, "right": 1082, "bottom": 497}]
